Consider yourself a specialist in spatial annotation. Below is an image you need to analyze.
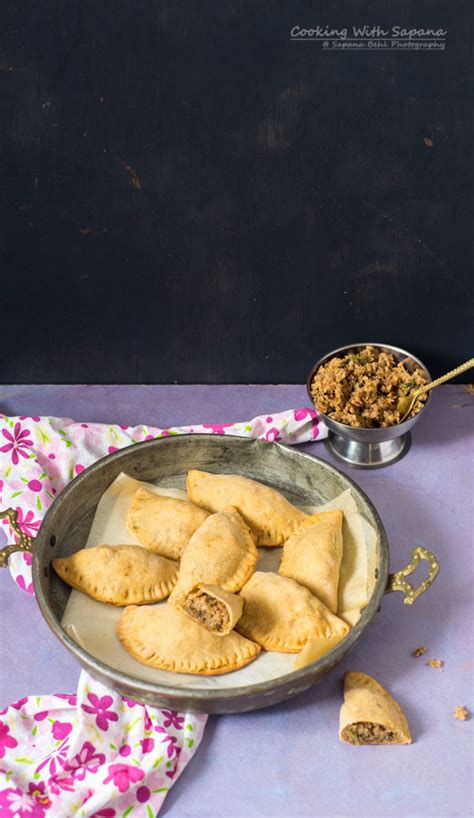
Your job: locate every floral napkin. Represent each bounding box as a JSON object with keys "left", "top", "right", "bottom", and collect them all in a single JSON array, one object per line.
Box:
[
  {"left": 0, "top": 405, "right": 324, "bottom": 817},
  {"left": 0, "top": 671, "right": 206, "bottom": 818}
]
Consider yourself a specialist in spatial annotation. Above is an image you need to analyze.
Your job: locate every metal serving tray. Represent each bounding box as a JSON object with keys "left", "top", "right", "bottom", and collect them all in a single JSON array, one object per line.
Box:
[{"left": 6, "top": 434, "right": 439, "bottom": 713}]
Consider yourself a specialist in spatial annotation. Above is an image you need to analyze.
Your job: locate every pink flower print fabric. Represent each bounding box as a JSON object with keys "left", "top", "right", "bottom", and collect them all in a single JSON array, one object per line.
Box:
[
  {"left": 102, "top": 765, "right": 144, "bottom": 793},
  {"left": 81, "top": 694, "right": 119, "bottom": 732},
  {"left": 0, "top": 422, "right": 33, "bottom": 466},
  {"left": 0, "top": 723, "right": 17, "bottom": 757},
  {"left": 0, "top": 671, "right": 207, "bottom": 818},
  {"left": 0, "top": 408, "right": 326, "bottom": 594},
  {"left": 0, "top": 789, "right": 48, "bottom": 818}
]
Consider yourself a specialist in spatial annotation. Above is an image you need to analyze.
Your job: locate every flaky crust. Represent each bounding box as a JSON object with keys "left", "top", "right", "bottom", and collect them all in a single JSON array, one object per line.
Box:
[
  {"left": 236, "top": 572, "right": 350, "bottom": 653},
  {"left": 169, "top": 508, "right": 258, "bottom": 604},
  {"left": 339, "top": 672, "right": 412, "bottom": 744},
  {"left": 279, "top": 510, "right": 343, "bottom": 613},
  {"left": 186, "top": 470, "right": 328, "bottom": 546},
  {"left": 53, "top": 545, "right": 178, "bottom": 605},
  {"left": 118, "top": 603, "right": 261, "bottom": 675},
  {"left": 126, "top": 488, "right": 209, "bottom": 560}
]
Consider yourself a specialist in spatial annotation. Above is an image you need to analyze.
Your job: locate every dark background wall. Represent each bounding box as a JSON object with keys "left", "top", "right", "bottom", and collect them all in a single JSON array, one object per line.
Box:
[{"left": 1, "top": 0, "right": 472, "bottom": 383}]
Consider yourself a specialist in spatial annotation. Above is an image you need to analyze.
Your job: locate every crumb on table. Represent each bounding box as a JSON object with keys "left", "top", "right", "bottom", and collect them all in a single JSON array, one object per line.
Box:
[
  {"left": 412, "top": 646, "right": 426, "bottom": 657},
  {"left": 454, "top": 706, "right": 470, "bottom": 721},
  {"left": 426, "top": 658, "right": 444, "bottom": 669}
]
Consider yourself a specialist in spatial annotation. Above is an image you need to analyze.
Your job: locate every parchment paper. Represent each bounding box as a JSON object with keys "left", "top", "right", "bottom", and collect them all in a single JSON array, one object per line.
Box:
[{"left": 62, "top": 472, "right": 376, "bottom": 689}]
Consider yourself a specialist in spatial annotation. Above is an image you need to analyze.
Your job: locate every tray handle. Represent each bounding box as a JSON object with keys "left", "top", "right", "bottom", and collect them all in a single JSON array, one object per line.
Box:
[
  {"left": 386, "top": 545, "right": 439, "bottom": 605},
  {"left": 0, "top": 508, "right": 35, "bottom": 567}
]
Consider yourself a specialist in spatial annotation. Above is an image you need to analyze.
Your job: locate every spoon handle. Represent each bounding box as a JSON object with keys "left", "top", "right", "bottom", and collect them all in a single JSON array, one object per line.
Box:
[{"left": 414, "top": 358, "right": 474, "bottom": 397}]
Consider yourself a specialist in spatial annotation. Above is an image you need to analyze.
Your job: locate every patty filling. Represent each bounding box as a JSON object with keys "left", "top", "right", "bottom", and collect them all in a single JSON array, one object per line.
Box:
[
  {"left": 310, "top": 345, "right": 428, "bottom": 428},
  {"left": 184, "top": 592, "right": 228, "bottom": 633},
  {"left": 342, "top": 721, "right": 396, "bottom": 745}
]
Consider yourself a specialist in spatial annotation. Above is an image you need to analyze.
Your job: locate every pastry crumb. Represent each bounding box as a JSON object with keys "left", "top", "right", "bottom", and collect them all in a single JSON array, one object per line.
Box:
[
  {"left": 454, "top": 706, "right": 469, "bottom": 721},
  {"left": 426, "top": 658, "right": 443, "bottom": 669},
  {"left": 412, "top": 645, "right": 426, "bottom": 657}
]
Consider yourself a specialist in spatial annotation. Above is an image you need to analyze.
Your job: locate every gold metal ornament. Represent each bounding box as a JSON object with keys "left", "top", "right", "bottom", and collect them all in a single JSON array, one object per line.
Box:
[
  {"left": 0, "top": 508, "right": 35, "bottom": 568},
  {"left": 386, "top": 546, "right": 440, "bottom": 605},
  {"left": 397, "top": 357, "right": 474, "bottom": 422}
]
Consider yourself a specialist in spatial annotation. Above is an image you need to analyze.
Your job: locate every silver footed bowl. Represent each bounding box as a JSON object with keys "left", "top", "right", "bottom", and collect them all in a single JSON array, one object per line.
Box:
[{"left": 306, "top": 343, "right": 432, "bottom": 469}]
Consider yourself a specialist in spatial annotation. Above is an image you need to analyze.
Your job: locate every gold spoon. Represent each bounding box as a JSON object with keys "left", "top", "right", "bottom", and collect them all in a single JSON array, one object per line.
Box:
[{"left": 397, "top": 357, "right": 474, "bottom": 422}]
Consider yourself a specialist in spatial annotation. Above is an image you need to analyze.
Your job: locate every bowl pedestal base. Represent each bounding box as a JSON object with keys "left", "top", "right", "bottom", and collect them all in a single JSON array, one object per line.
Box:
[{"left": 325, "top": 431, "right": 411, "bottom": 469}]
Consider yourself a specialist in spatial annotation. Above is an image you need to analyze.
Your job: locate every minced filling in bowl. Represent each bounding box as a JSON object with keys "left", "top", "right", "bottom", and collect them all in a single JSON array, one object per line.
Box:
[{"left": 310, "top": 345, "right": 429, "bottom": 429}]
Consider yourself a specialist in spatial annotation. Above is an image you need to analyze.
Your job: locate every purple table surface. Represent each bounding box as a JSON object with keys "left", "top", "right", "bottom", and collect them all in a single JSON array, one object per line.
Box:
[{"left": 0, "top": 385, "right": 473, "bottom": 818}]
